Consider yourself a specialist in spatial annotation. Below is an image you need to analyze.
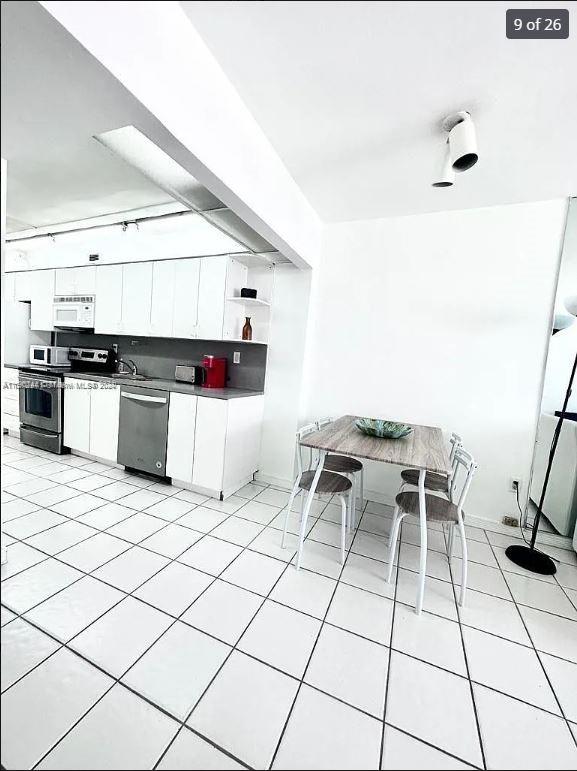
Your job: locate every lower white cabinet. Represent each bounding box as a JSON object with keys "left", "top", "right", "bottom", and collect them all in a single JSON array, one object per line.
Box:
[
  {"left": 64, "top": 378, "right": 119, "bottom": 462},
  {"left": 63, "top": 378, "right": 91, "bottom": 454},
  {"left": 90, "top": 385, "right": 120, "bottom": 462},
  {"left": 2, "top": 368, "right": 20, "bottom": 435},
  {"left": 166, "top": 392, "right": 198, "bottom": 482},
  {"left": 167, "top": 393, "right": 265, "bottom": 497}
]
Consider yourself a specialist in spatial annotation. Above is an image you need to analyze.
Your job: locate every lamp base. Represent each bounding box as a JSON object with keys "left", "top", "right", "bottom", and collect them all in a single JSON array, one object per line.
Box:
[{"left": 505, "top": 544, "right": 556, "bottom": 575}]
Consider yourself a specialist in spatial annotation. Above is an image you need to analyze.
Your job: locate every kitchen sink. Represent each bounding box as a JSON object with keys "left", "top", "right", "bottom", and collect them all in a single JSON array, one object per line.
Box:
[{"left": 110, "top": 373, "right": 149, "bottom": 381}]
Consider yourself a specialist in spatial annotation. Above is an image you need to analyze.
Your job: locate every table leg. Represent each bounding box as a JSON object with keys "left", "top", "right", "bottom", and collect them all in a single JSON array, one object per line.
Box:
[
  {"left": 296, "top": 450, "right": 326, "bottom": 570},
  {"left": 416, "top": 468, "right": 428, "bottom": 615}
]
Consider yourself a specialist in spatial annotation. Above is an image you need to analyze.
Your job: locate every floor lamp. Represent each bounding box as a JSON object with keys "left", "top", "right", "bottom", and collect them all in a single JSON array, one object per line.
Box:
[{"left": 506, "top": 349, "right": 577, "bottom": 575}]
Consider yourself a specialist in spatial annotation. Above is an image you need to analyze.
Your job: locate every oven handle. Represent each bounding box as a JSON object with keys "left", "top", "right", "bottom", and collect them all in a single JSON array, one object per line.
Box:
[
  {"left": 121, "top": 392, "right": 167, "bottom": 404},
  {"left": 19, "top": 377, "right": 60, "bottom": 389}
]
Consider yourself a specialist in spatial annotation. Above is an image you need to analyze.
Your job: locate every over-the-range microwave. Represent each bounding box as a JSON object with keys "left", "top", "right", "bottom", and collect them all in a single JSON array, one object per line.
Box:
[{"left": 53, "top": 295, "right": 95, "bottom": 329}]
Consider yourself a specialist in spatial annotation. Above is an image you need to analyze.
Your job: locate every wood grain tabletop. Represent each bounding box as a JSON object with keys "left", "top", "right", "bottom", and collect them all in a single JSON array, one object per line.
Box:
[{"left": 300, "top": 414, "right": 451, "bottom": 475}]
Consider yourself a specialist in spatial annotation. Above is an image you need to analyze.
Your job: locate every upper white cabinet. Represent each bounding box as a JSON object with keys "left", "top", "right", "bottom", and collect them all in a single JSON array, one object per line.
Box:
[
  {"left": 55, "top": 266, "right": 96, "bottom": 295},
  {"left": 95, "top": 264, "right": 123, "bottom": 334},
  {"left": 150, "top": 260, "right": 176, "bottom": 338},
  {"left": 29, "top": 270, "right": 55, "bottom": 331},
  {"left": 173, "top": 258, "right": 201, "bottom": 339},
  {"left": 122, "top": 262, "right": 153, "bottom": 336},
  {"left": 11, "top": 255, "right": 273, "bottom": 341}
]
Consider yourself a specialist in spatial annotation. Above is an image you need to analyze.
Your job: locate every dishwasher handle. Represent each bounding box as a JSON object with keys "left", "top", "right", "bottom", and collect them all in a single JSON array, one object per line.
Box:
[{"left": 121, "top": 392, "right": 168, "bottom": 405}]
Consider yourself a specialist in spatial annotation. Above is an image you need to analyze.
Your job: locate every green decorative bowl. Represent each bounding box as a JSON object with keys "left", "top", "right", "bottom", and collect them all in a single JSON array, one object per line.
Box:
[{"left": 355, "top": 418, "right": 413, "bottom": 439}]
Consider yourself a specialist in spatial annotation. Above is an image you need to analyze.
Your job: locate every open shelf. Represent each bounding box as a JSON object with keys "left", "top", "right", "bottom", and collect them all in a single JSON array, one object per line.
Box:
[{"left": 226, "top": 296, "right": 271, "bottom": 308}]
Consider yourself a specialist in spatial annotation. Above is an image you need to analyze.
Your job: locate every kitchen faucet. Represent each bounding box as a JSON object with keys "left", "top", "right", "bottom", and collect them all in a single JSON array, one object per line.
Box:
[{"left": 117, "top": 358, "right": 138, "bottom": 376}]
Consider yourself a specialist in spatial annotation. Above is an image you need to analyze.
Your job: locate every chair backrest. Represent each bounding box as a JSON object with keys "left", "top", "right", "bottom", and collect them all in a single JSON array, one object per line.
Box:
[
  {"left": 450, "top": 447, "right": 478, "bottom": 514},
  {"left": 316, "top": 417, "right": 333, "bottom": 430},
  {"left": 449, "top": 432, "right": 463, "bottom": 463},
  {"left": 295, "top": 423, "right": 318, "bottom": 477}
]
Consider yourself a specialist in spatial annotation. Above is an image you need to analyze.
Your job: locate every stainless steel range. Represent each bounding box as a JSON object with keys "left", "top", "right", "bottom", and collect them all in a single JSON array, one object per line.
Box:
[
  {"left": 19, "top": 369, "right": 67, "bottom": 453},
  {"left": 18, "top": 346, "right": 117, "bottom": 454}
]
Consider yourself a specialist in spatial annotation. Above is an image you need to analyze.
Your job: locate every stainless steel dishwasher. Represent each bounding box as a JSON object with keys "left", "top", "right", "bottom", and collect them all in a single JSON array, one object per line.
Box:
[{"left": 117, "top": 386, "right": 170, "bottom": 477}]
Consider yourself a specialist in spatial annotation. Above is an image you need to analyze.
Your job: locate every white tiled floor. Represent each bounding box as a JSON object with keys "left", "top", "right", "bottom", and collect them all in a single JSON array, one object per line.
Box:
[{"left": 2, "top": 436, "right": 577, "bottom": 770}]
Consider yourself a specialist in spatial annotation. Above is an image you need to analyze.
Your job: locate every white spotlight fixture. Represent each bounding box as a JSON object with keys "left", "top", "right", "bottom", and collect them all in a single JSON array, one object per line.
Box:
[
  {"left": 442, "top": 111, "right": 479, "bottom": 172},
  {"left": 432, "top": 141, "right": 455, "bottom": 187}
]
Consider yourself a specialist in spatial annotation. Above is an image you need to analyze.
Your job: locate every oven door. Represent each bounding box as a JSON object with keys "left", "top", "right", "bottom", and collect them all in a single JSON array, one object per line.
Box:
[{"left": 18, "top": 374, "right": 62, "bottom": 433}]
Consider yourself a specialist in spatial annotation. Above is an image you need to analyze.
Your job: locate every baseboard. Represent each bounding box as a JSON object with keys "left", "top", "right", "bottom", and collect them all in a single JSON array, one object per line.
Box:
[{"left": 254, "top": 472, "right": 293, "bottom": 491}]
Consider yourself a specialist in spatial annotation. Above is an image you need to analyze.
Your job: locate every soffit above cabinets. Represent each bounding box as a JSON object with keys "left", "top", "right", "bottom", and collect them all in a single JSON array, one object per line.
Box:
[{"left": 95, "top": 126, "right": 278, "bottom": 257}]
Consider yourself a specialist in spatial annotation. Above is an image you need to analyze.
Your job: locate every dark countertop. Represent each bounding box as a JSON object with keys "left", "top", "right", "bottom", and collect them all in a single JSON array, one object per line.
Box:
[{"left": 5, "top": 364, "right": 263, "bottom": 400}]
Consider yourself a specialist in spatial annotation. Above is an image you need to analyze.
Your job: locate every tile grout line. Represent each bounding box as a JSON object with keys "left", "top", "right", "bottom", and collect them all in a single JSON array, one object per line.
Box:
[
  {"left": 27, "top": 484, "right": 298, "bottom": 770},
  {"left": 378, "top": 516, "right": 402, "bottom": 767},
  {"left": 267, "top": 497, "right": 369, "bottom": 770},
  {"left": 446, "top": 525, "right": 488, "bottom": 770},
  {"left": 484, "top": 538, "right": 577, "bottom": 750}
]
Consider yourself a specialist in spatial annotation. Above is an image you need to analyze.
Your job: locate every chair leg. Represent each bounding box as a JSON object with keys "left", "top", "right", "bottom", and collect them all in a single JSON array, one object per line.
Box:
[
  {"left": 349, "top": 483, "right": 355, "bottom": 530},
  {"left": 416, "top": 469, "right": 428, "bottom": 616},
  {"left": 339, "top": 494, "right": 347, "bottom": 564},
  {"left": 457, "top": 518, "right": 468, "bottom": 607},
  {"left": 282, "top": 479, "right": 300, "bottom": 548},
  {"left": 386, "top": 505, "right": 402, "bottom": 583},
  {"left": 296, "top": 455, "right": 325, "bottom": 570},
  {"left": 447, "top": 523, "right": 455, "bottom": 562},
  {"left": 360, "top": 467, "right": 364, "bottom": 511}
]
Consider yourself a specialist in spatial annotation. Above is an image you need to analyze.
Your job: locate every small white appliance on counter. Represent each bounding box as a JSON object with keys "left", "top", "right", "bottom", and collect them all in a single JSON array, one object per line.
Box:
[
  {"left": 29, "top": 345, "right": 70, "bottom": 367},
  {"left": 53, "top": 295, "right": 95, "bottom": 329}
]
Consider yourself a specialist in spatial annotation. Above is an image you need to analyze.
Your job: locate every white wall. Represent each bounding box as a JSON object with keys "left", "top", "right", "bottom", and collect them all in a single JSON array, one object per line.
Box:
[
  {"left": 299, "top": 199, "right": 567, "bottom": 525},
  {"left": 258, "top": 264, "right": 312, "bottom": 485}
]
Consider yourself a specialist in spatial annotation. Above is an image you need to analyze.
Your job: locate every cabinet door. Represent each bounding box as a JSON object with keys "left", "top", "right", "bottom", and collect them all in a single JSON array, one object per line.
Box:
[
  {"left": 150, "top": 260, "right": 175, "bottom": 338},
  {"left": 166, "top": 392, "right": 197, "bottom": 482},
  {"left": 196, "top": 256, "right": 227, "bottom": 340},
  {"left": 55, "top": 268, "right": 74, "bottom": 295},
  {"left": 192, "top": 397, "right": 228, "bottom": 492},
  {"left": 14, "top": 272, "right": 32, "bottom": 302},
  {"left": 90, "top": 385, "right": 120, "bottom": 462},
  {"left": 56, "top": 266, "right": 96, "bottom": 295},
  {"left": 95, "top": 264, "right": 123, "bottom": 334},
  {"left": 63, "top": 378, "right": 91, "bottom": 453},
  {"left": 29, "top": 270, "right": 55, "bottom": 331},
  {"left": 173, "top": 258, "right": 201, "bottom": 339},
  {"left": 122, "top": 262, "right": 152, "bottom": 336}
]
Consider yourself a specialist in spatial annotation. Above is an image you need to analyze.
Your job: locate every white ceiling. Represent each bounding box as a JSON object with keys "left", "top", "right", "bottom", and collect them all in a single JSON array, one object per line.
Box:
[
  {"left": 182, "top": 0, "right": 577, "bottom": 222},
  {"left": 1, "top": 1, "right": 172, "bottom": 231}
]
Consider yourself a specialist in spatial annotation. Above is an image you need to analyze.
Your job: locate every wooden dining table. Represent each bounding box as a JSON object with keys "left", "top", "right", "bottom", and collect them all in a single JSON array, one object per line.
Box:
[{"left": 299, "top": 415, "right": 452, "bottom": 614}]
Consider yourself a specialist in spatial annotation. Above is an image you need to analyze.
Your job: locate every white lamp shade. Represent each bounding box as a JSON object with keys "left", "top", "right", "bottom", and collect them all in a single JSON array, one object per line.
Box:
[
  {"left": 553, "top": 313, "right": 575, "bottom": 332},
  {"left": 564, "top": 295, "right": 577, "bottom": 317},
  {"left": 449, "top": 117, "right": 478, "bottom": 171}
]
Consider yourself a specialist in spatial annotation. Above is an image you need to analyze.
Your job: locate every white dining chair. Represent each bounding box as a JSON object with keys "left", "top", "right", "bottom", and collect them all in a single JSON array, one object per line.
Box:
[
  {"left": 386, "top": 447, "right": 478, "bottom": 608},
  {"left": 316, "top": 416, "right": 364, "bottom": 528},
  {"left": 281, "top": 423, "right": 354, "bottom": 566},
  {"left": 398, "top": 432, "right": 462, "bottom": 497}
]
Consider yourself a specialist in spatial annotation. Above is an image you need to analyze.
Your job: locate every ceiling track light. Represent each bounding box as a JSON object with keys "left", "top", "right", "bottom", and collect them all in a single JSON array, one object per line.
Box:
[
  {"left": 443, "top": 110, "right": 479, "bottom": 171},
  {"left": 432, "top": 140, "right": 455, "bottom": 188}
]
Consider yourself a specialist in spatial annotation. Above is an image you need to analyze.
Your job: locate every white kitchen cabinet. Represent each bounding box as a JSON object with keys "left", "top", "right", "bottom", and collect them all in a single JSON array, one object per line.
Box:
[
  {"left": 89, "top": 384, "right": 120, "bottom": 463},
  {"left": 167, "top": 393, "right": 265, "bottom": 498},
  {"left": 95, "top": 264, "right": 123, "bottom": 334},
  {"left": 166, "top": 392, "right": 198, "bottom": 481},
  {"left": 13, "top": 272, "right": 33, "bottom": 302},
  {"left": 197, "top": 256, "right": 227, "bottom": 340},
  {"left": 55, "top": 266, "right": 96, "bottom": 295},
  {"left": 64, "top": 376, "right": 119, "bottom": 461},
  {"left": 122, "top": 262, "right": 152, "bottom": 336},
  {"left": 191, "top": 398, "right": 228, "bottom": 492},
  {"left": 29, "top": 270, "right": 55, "bottom": 331},
  {"left": 2, "top": 367, "right": 20, "bottom": 435},
  {"left": 150, "top": 260, "right": 176, "bottom": 338},
  {"left": 63, "top": 377, "right": 91, "bottom": 453},
  {"left": 173, "top": 258, "right": 201, "bottom": 339}
]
